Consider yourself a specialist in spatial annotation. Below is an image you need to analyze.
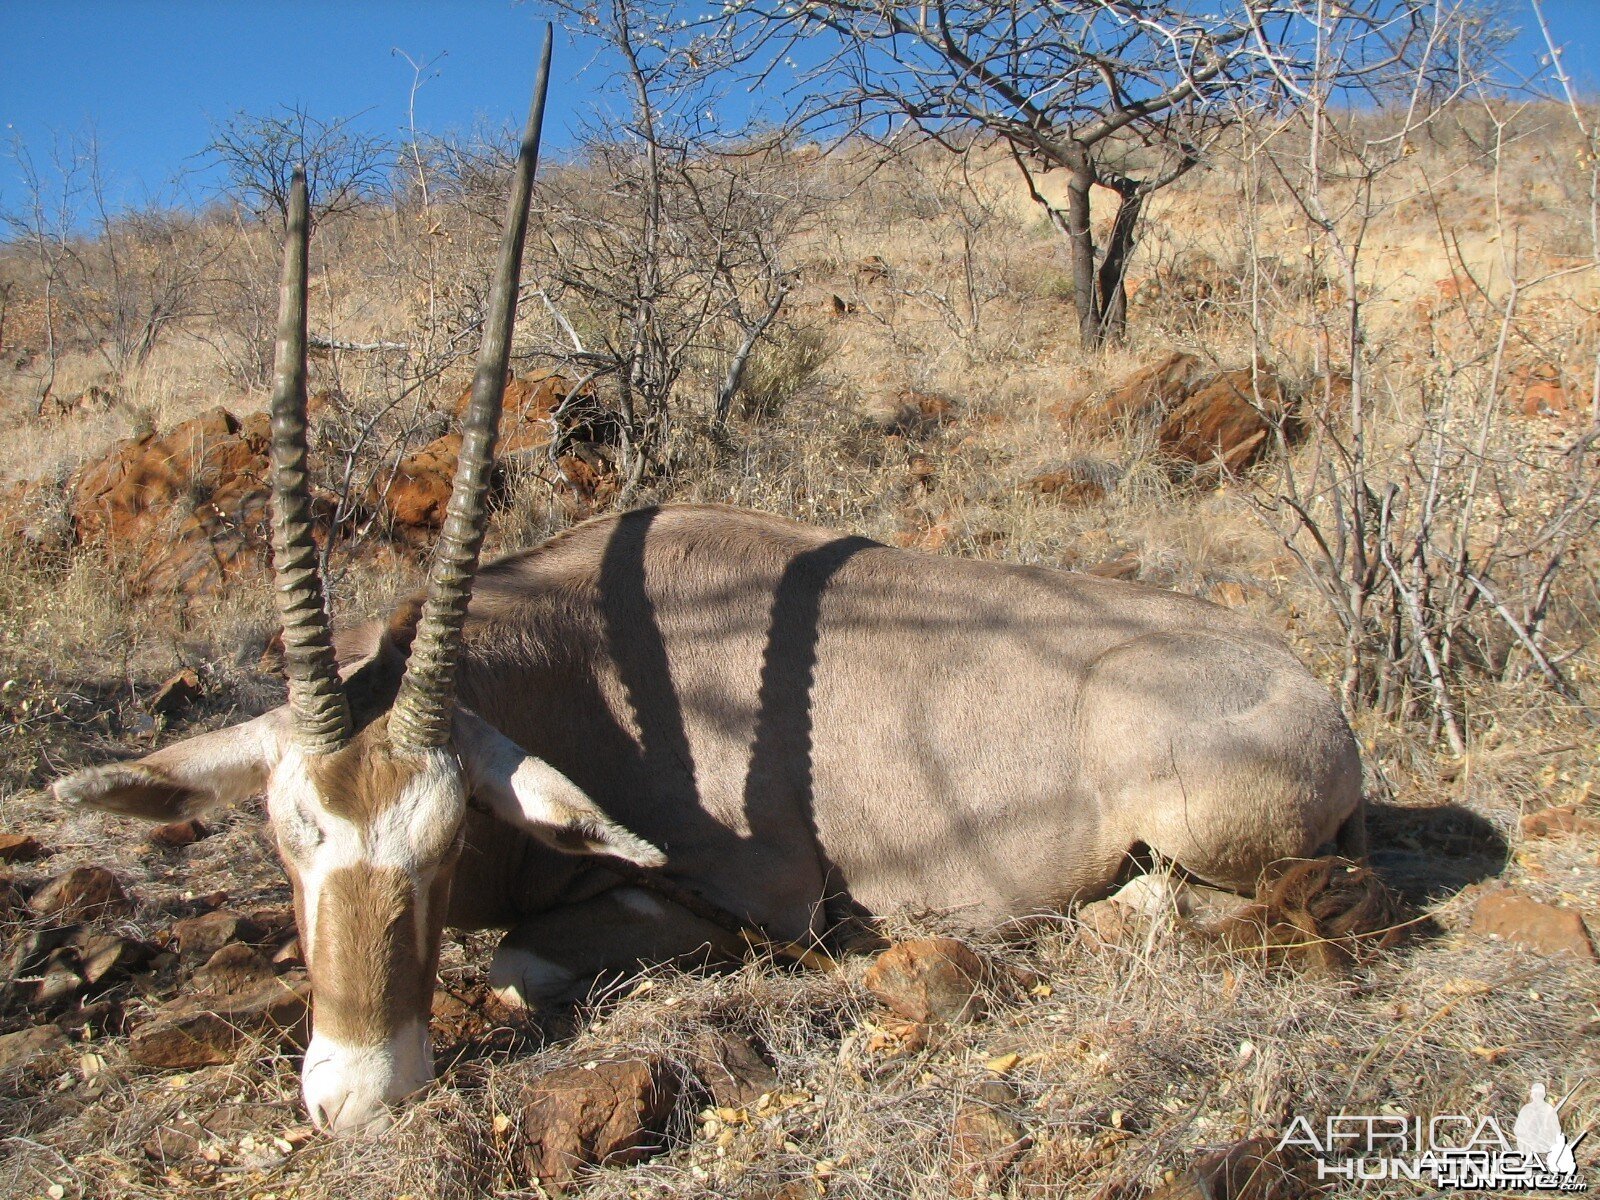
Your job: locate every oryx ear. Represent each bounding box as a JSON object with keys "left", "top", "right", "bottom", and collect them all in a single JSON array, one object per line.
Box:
[
  {"left": 454, "top": 709, "right": 666, "bottom": 868},
  {"left": 54, "top": 710, "right": 288, "bottom": 820}
]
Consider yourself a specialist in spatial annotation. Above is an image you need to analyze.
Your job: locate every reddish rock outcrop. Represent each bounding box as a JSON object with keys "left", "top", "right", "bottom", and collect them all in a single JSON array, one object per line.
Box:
[
  {"left": 65, "top": 406, "right": 277, "bottom": 604},
  {"left": 0, "top": 833, "right": 45, "bottom": 863},
  {"left": 373, "top": 370, "right": 619, "bottom": 539},
  {"left": 1074, "top": 354, "right": 1297, "bottom": 474},
  {"left": 862, "top": 937, "right": 990, "bottom": 1025},
  {"left": 1156, "top": 367, "right": 1287, "bottom": 473},
  {"left": 950, "top": 1082, "right": 1031, "bottom": 1198},
  {"left": 127, "top": 976, "right": 312, "bottom": 1069},
  {"left": 1149, "top": 1136, "right": 1313, "bottom": 1200},
  {"left": 516, "top": 1056, "right": 682, "bottom": 1193},
  {"left": 28, "top": 866, "right": 130, "bottom": 921},
  {"left": 1521, "top": 803, "right": 1600, "bottom": 839},
  {"left": 1469, "top": 889, "right": 1596, "bottom": 961}
]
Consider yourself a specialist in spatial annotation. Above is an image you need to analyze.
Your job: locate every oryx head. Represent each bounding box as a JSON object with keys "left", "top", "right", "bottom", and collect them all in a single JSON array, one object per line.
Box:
[{"left": 51, "top": 32, "right": 663, "bottom": 1136}]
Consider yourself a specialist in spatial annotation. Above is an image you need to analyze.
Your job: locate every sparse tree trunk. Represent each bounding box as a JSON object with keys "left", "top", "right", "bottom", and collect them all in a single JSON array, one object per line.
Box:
[
  {"left": 1065, "top": 164, "right": 1099, "bottom": 348},
  {"left": 1094, "top": 185, "right": 1143, "bottom": 346}
]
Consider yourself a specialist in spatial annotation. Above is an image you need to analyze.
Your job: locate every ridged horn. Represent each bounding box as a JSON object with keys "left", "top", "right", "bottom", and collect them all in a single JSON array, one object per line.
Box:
[
  {"left": 389, "top": 27, "right": 554, "bottom": 753},
  {"left": 268, "top": 168, "right": 351, "bottom": 755}
]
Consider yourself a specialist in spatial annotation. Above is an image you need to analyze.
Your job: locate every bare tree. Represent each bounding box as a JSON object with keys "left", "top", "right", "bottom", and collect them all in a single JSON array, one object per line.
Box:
[
  {"left": 3, "top": 132, "right": 220, "bottom": 392},
  {"left": 203, "top": 106, "right": 393, "bottom": 222},
  {"left": 530, "top": 0, "right": 814, "bottom": 495},
  {"left": 1236, "top": 2, "right": 1596, "bottom": 747},
  {"left": 736, "top": 0, "right": 1458, "bottom": 349}
]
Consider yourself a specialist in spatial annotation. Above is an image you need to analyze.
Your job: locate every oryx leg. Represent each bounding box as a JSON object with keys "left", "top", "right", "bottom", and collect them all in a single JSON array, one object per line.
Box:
[{"left": 488, "top": 886, "right": 748, "bottom": 1008}]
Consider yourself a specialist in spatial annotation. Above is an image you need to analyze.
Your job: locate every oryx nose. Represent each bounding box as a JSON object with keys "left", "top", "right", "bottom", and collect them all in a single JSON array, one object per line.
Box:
[{"left": 312, "top": 1091, "right": 396, "bottom": 1137}]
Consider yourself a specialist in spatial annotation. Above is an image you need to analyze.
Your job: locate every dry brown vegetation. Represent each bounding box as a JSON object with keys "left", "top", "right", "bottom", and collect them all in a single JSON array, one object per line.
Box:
[{"left": 1, "top": 92, "right": 1598, "bottom": 1199}]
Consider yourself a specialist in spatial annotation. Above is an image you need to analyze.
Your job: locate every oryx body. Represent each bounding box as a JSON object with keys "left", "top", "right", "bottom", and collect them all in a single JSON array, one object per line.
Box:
[
  {"left": 405, "top": 502, "right": 1363, "bottom": 945},
  {"left": 51, "top": 36, "right": 1363, "bottom": 1136}
]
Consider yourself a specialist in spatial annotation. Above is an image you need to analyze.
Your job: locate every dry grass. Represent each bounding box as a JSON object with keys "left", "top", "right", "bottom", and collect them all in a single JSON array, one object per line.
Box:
[{"left": 2, "top": 103, "right": 1599, "bottom": 1198}]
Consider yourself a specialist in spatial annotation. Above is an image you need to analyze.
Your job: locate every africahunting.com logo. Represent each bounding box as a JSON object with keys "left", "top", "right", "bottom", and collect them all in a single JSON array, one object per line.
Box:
[{"left": 1278, "top": 1082, "right": 1590, "bottom": 1191}]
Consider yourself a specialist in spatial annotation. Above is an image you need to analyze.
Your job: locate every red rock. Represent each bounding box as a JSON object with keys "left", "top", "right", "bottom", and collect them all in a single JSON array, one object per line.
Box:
[
  {"left": 1087, "top": 351, "right": 1205, "bottom": 425},
  {"left": 192, "top": 943, "right": 277, "bottom": 996},
  {"left": 862, "top": 937, "right": 989, "bottom": 1025},
  {"left": 0, "top": 833, "right": 44, "bottom": 862},
  {"left": 1469, "top": 890, "right": 1596, "bottom": 961},
  {"left": 150, "top": 669, "right": 202, "bottom": 718},
  {"left": 1077, "top": 355, "right": 1300, "bottom": 474},
  {"left": 0, "top": 1024, "right": 67, "bottom": 1077},
  {"left": 148, "top": 818, "right": 208, "bottom": 848},
  {"left": 950, "top": 1083, "right": 1030, "bottom": 1198},
  {"left": 516, "top": 1057, "right": 681, "bottom": 1192},
  {"left": 1075, "top": 897, "right": 1140, "bottom": 948},
  {"left": 375, "top": 371, "right": 616, "bottom": 539},
  {"left": 1508, "top": 362, "right": 1582, "bottom": 422},
  {"left": 687, "top": 1030, "right": 778, "bottom": 1109},
  {"left": 271, "top": 935, "right": 304, "bottom": 970},
  {"left": 1156, "top": 367, "right": 1286, "bottom": 473},
  {"left": 65, "top": 407, "right": 279, "bottom": 606},
  {"left": 75, "top": 932, "right": 155, "bottom": 985},
  {"left": 377, "top": 431, "right": 460, "bottom": 537},
  {"left": 34, "top": 949, "right": 86, "bottom": 1004},
  {"left": 1148, "top": 1136, "right": 1310, "bottom": 1199},
  {"left": 1030, "top": 469, "right": 1108, "bottom": 506},
  {"left": 1520, "top": 804, "right": 1600, "bottom": 839},
  {"left": 28, "top": 866, "right": 129, "bottom": 921},
  {"left": 172, "top": 911, "right": 266, "bottom": 959},
  {"left": 128, "top": 977, "right": 311, "bottom": 1069},
  {"left": 1087, "top": 553, "right": 1141, "bottom": 581}
]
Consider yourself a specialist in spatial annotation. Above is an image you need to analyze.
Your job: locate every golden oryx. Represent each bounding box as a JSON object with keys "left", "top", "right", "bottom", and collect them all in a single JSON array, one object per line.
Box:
[{"left": 52, "top": 46, "right": 1364, "bottom": 1136}]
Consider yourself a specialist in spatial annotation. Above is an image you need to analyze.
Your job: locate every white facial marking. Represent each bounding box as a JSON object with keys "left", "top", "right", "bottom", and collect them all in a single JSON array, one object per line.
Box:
[
  {"left": 267, "top": 746, "right": 462, "bottom": 1133},
  {"left": 301, "top": 1021, "right": 433, "bottom": 1136},
  {"left": 268, "top": 746, "right": 463, "bottom": 968}
]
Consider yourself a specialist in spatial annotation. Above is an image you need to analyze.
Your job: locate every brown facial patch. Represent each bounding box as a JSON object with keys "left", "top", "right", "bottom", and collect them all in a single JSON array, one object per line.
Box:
[
  {"left": 304, "top": 723, "right": 424, "bottom": 823},
  {"left": 310, "top": 865, "right": 433, "bottom": 1046}
]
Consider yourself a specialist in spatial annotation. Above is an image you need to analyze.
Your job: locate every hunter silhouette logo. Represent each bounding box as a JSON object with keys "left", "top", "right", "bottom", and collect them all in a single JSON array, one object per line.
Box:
[
  {"left": 1278, "top": 1080, "right": 1590, "bottom": 1190},
  {"left": 1517, "top": 1084, "right": 1582, "bottom": 1179}
]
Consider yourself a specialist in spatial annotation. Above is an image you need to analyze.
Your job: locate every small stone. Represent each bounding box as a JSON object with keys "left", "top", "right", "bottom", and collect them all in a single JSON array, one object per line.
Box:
[
  {"left": 171, "top": 910, "right": 265, "bottom": 958},
  {"left": 516, "top": 1057, "right": 681, "bottom": 1193},
  {"left": 28, "top": 867, "right": 130, "bottom": 921},
  {"left": 950, "top": 1084, "right": 1030, "bottom": 1198},
  {"left": 1521, "top": 804, "right": 1600, "bottom": 840},
  {"left": 1469, "top": 890, "right": 1596, "bottom": 961},
  {"left": 687, "top": 1030, "right": 779, "bottom": 1109},
  {"left": 0, "top": 832, "right": 45, "bottom": 862},
  {"left": 270, "top": 935, "right": 304, "bottom": 969},
  {"left": 150, "top": 669, "right": 202, "bottom": 717},
  {"left": 1086, "top": 553, "right": 1141, "bottom": 581},
  {"left": 128, "top": 977, "right": 311, "bottom": 1069},
  {"left": 862, "top": 937, "right": 989, "bottom": 1025},
  {"left": 33, "top": 949, "right": 86, "bottom": 1005},
  {"left": 0, "top": 1024, "right": 67, "bottom": 1077},
  {"left": 149, "top": 818, "right": 208, "bottom": 848},
  {"left": 1148, "top": 1136, "right": 1308, "bottom": 1199},
  {"left": 1076, "top": 898, "right": 1139, "bottom": 947},
  {"left": 192, "top": 943, "right": 277, "bottom": 995},
  {"left": 75, "top": 933, "right": 156, "bottom": 986},
  {"left": 143, "top": 1121, "right": 203, "bottom": 1162}
]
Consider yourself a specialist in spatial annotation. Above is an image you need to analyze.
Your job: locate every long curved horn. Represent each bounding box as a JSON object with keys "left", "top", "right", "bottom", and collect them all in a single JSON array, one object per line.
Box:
[
  {"left": 268, "top": 168, "right": 351, "bottom": 754},
  {"left": 389, "top": 26, "right": 554, "bottom": 753}
]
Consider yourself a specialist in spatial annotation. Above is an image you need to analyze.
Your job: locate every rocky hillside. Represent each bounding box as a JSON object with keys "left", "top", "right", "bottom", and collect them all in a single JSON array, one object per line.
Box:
[{"left": 1, "top": 106, "right": 1597, "bottom": 1198}]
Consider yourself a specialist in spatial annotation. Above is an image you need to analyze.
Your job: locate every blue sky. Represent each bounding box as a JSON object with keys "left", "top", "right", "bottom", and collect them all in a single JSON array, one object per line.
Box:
[{"left": 1, "top": 1, "right": 1596, "bottom": 219}]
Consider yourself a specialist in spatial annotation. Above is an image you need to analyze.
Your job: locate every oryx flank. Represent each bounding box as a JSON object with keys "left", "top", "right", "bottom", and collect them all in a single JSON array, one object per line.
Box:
[{"left": 52, "top": 42, "right": 1364, "bottom": 1136}]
